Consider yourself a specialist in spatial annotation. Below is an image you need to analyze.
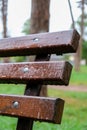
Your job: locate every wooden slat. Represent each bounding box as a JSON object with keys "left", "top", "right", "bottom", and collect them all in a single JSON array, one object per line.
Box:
[
  {"left": 0, "top": 61, "right": 72, "bottom": 85},
  {"left": 0, "top": 94, "right": 64, "bottom": 124},
  {"left": 0, "top": 29, "right": 80, "bottom": 57}
]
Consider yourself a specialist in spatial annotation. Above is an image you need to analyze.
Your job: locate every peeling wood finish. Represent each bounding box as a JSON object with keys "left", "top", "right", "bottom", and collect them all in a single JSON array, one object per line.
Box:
[
  {"left": 0, "top": 61, "right": 72, "bottom": 85},
  {"left": 0, "top": 94, "right": 64, "bottom": 124},
  {"left": 0, "top": 30, "right": 80, "bottom": 57}
]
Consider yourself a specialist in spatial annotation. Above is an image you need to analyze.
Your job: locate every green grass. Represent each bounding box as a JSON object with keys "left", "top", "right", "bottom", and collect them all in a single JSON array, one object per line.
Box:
[
  {"left": 0, "top": 84, "right": 87, "bottom": 130},
  {"left": 33, "top": 88, "right": 87, "bottom": 130},
  {"left": 0, "top": 65, "right": 86, "bottom": 129},
  {"left": 70, "top": 65, "right": 87, "bottom": 85},
  {"left": 0, "top": 84, "right": 25, "bottom": 130},
  {"left": 0, "top": 84, "right": 25, "bottom": 95}
]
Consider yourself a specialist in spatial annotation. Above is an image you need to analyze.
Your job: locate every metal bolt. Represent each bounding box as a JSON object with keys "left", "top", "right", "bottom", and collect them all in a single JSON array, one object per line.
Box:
[
  {"left": 33, "top": 38, "right": 39, "bottom": 42},
  {"left": 23, "top": 67, "right": 29, "bottom": 73},
  {"left": 13, "top": 101, "right": 19, "bottom": 108}
]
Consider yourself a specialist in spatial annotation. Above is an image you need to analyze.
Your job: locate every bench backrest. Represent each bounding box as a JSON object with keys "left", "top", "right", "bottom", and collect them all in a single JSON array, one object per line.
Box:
[
  {"left": 0, "top": 30, "right": 79, "bottom": 57},
  {"left": 0, "top": 29, "right": 80, "bottom": 130}
]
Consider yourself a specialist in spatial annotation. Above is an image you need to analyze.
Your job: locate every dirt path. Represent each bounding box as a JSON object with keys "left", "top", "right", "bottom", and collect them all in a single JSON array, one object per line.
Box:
[{"left": 48, "top": 85, "right": 87, "bottom": 92}]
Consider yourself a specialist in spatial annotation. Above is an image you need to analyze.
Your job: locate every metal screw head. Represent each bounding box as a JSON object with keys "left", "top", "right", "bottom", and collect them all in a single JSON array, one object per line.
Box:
[
  {"left": 33, "top": 38, "right": 39, "bottom": 42},
  {"left": 13, "top": 101, "right": 19, "bottom": 108},
  {"left": 23, "top": 67, "right": 29, "bottom": 73}
]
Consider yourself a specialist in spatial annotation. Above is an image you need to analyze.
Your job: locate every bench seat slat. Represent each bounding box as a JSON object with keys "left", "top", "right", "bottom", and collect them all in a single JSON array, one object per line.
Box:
[
  {"left": 0, "top": 61, "right": 72, "bottom": 85},
  {"left": 0, "top": 94, "right": 64, "bottom": 124},
  {"left": 0, "top": 30, "right": 80, "bottom": 57}
]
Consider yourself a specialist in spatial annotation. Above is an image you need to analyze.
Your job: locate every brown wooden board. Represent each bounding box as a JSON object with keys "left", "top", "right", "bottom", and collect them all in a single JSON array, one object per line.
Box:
[
  {"left": 0, "top": 94, "right": 64, "bottom": 124},
  {"left": 0, "top": 61, "right": 72, "bottom": 85},
  {"left": 0, "top": 30, "right": 80, "bottom": 57}
]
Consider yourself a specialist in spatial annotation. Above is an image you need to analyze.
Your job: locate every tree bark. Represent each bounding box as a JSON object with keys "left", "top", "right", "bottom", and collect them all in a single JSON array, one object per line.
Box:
[
  {"left": 68, "top": 0, "right": 75, "bottom": 29},
  {"left": 30, "top": 0, "right": 50, "bottom": 34},
  {"left": 1, "top": 0, "right": 8, "bottom": 38},
  {"left": 1, "top": 0, "right": 10, "bottom": 63},
  {"left": 30, "top": 0, "right": 50, "bottom": 96},
  {"left": 74, "top": 0, "right": 84, "bottom": 71}
]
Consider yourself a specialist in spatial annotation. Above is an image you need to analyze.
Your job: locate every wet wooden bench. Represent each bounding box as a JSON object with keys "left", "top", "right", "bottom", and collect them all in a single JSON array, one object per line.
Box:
[{"left": 0, "top": 29, "right": 80, "bottom": 130}]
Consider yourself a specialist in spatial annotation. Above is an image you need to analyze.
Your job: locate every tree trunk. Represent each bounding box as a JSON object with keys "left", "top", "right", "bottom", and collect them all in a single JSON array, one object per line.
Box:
[
  {"left": 74, "top": 0, "right": 84, "bottom": 71},
  {"left": 30, "top": 0, "right": 50, "bottom": 96},
  {"left": 1, "top": 0, "right": 8, "bottom": 38},
  {"left": 30, "top": 0, "right": 50, "bottom": 34},
  {"left": 1, "top": 0, "right": 10, "bottom": 63},
  {"left": 68, "top": 0, "right": 75, "bottom": 29}
]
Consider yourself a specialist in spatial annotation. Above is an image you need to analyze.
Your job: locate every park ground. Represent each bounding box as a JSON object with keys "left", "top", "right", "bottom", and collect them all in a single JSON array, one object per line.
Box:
[{"left": 48, "top": 85, "right": 87, "bottom": 92}]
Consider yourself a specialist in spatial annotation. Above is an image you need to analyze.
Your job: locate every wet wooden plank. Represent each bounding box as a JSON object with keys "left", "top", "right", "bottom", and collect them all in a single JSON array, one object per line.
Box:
[
  {"left": 0, "top": 29, "right": 80, "bottom": 57},
  {"left": 0, "top": 61, "right": 72, "bottom": 85},
  {"left": 0, "top": 94, "right": 64, "bottom": 124}
]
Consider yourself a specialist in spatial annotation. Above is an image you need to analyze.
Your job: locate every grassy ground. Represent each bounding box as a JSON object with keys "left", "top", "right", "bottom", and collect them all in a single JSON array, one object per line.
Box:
[
  {"left": 0, "top": 65, "right": 87, "bottom": 130},
  {"left": 47, "top": 88, "right": 87, "bottom": 130},
  {"left": 0, "top": 85, "right": 87, "bottom": 130},
  {"left": 70, "top": 65, "right": 87, "bottom": 86},
  {"left": 0, "top": 84, "right": 25, "bottom": 130},
  {"left": 33, "top": 89, "right": 87, "bottom": 130}
]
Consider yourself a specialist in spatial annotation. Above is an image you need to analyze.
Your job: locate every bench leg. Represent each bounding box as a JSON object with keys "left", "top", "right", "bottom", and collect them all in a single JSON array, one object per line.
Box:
[
  {"left": 16, "top": 83, "right": 42, "bottom": 130},
  {"left": 16, "top": 55, "right": 50, "bottom": 130},
  {"left": 16, "top": 118, "right": 33, "bottom": 130}
]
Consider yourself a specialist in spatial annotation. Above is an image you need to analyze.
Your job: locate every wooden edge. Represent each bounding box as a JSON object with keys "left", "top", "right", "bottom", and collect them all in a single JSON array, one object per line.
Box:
[
  {"left": 62, "top": 61, "right": 72, "bottom": 85},
  {"left": 0, "top": 61, "right": 72, "bottom": 85},
  {"left": 0, "top": 29, "right": 80, "bottom": 57},
  {"left": 53, "top": 98, "right": 65, "bottom": 124},
  {"left": 0, "top": 94, "right": 65, "bottom": 124},
  {"left": 71, "top": 29, "right": 80, "bottom": 52}
]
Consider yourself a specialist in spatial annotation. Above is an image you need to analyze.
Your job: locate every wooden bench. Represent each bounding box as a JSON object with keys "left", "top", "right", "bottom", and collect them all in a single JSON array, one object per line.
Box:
[{"left": 0, "top": 29, "right": 80, "bottom": 130}]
